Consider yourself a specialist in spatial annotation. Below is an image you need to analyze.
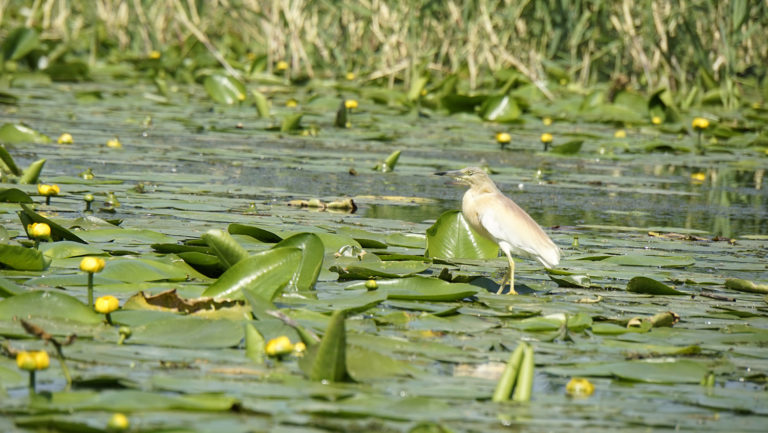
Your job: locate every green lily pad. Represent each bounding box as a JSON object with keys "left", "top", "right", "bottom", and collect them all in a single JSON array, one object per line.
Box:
[{"left": 426, "top": 210, "right": 498, "bottom": 259}]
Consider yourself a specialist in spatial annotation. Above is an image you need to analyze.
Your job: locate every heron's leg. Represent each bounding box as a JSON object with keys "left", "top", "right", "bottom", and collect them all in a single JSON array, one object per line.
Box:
[
  {"left": 508, "top": 256, "right": 516, "bottom": 295},
  {"left": 496, "top": 255, "right": 517, "bottom": 295}
]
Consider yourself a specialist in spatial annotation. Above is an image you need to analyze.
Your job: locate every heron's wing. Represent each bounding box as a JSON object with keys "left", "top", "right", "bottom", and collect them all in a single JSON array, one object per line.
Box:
[{"left": 478, "top": 194, "right": 560, "bottom": 268}]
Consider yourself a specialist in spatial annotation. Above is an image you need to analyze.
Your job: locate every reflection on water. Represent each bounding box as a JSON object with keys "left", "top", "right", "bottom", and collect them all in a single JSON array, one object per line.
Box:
[{"left": 361, "top": 165, "right": 768, "bottom": 237}]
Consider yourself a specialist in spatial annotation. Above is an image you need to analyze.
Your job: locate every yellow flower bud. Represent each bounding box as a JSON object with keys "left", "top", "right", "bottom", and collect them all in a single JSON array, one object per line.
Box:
[
  {"left": 651, "top": 116, "right": 662, "bottom": 125},
  {"left": 286, "top": 99, "right": 298, "bottom": 108},
  {"left": 265, "top": 336, "right": 294, "bottom": 357},
  {"left": 80, "top": 256, "right": 106, "bottom": 273},
  {"left": 107, "top": 413, "right": 130, "bottom": 430},
  {"left": 365, "top": 279, "right": 378, "bottom": 290},
  {"left": 540, "top": 133, "right": 553, "bottom": 144},
  {"left": 95, "top": 295, "right": 119, "bottom": 314},
  {"left": 37, "top": 184, "right": 60, "bottom": 197},
  {"left": 106, "top": 137, "right": 122, "bottom": 148},
  {"left": 614, "top": 129, "right": 626, "bottom": 138},
  {"left": 33, "top": 350, "right": 50, "bottom": 369},
  {"left": 690, "top": 172, "right": 706, "bottom": 182},
  {"left": 565, "top": 377, "right": 594, "bottom": 397},
  {"left": 692, "top": 117, "right": 710, "bottom": 130},
  {"left": 149, "top": 50, "right": 161, "bottom": 59},
  {"left": 293, "top": 341, "right": 306, "bottom": 355},
  {"left": 276, "top": 60, "right": 289, "bottom": 71},
  {"left": 16, "top": 351, "right": 36, "bottom": 371},
  {"left": 16, "top": 351, "right": 49, "bottom": 370},
  {"left": 495, "top": 132, "right": 511, "bottom": 144},
  {"left": 345, "top": 72, "right": 356, "bottom": 80},
  {"left": 57, "top": 133, "right": 74, "bottom": 144},
  {"left": 542, "top": 117, "right": 553, "bottom": 126},
  {"left": 344, "top": 99, "right": 358, "bottom": 109},
  {"left": 28, "top": 222, "right": 51, "bottom": 239}
]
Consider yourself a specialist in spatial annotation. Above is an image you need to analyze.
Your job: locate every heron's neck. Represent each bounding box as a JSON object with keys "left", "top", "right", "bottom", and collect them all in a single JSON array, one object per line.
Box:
[{"left": 470, "top": 182, "right": 499, "bottom": 195}]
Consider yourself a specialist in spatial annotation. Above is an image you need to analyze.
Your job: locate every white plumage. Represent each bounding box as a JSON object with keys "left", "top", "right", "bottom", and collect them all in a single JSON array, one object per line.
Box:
[{"left": 437, "top": 167, "right": 560, "bottom": 294}]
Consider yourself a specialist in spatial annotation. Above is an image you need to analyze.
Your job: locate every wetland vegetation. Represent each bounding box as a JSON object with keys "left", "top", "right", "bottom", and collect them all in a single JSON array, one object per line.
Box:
[{"left": 0, "top": 1, "right": 767, "bottom": 432}]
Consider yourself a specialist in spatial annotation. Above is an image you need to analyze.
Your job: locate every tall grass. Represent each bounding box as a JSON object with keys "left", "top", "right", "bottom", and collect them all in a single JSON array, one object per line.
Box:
[{"left": 2, "top": 0, "right": 766, "bottom": 95}]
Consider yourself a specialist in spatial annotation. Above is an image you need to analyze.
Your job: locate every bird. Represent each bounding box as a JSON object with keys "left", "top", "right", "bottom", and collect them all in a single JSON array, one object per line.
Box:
[{"left": 435, "top": 167, "right": 560, "bottom": 294}]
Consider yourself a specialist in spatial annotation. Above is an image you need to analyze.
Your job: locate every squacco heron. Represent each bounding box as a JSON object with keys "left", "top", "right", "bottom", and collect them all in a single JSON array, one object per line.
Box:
[{"left": 436, "top": 167, "right": 560, "bottom": 294}]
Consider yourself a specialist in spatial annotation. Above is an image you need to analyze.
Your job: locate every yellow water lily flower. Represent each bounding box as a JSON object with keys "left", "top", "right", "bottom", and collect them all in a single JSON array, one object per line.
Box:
[
  {"left": 16, "top": 350, "right": 49, "bottom": 371},
  {"left": 345, "top": 99, "right": 358, "bottom": 109},
  {"left": 106, "top": 137, "right": 122, "bottom": 148},
  {"left": 496, "top": 132, "right": 511, "bottom": 144},
  {"left": 566, "top": 377, "right": 594, "bottom": 397},
  {"left": 80, "top": 256, "right": 106, "bottom": 273},
  {"left": 149, "top": 50, "right": 161, "bottom": 59},
  {"left": 276, "top": 60, "right": 289, "bottom": 71},
  {"left": 542, "top": 117, "right": 553, "bottom": 126},
  {"left": 540, "top": 133, "right": 553, "bottom": 144},
  {"left": 614, "top": 129, "right": 626, "bottom": 138},
  {"left": 28, "top": 222, "right": 51, "bottom": 239},
  {"left": 651, "top": 116, "right": 662, "bottom": 125},
  {"left": 95, "top": 295, "right": 119, "bottom": 314},
  {"left": 345, "top": 72, "right": 356, "bottom": 81},
  {"left": 692, "top": 117, "right": 710, "bottom": 130},
  {"left": 108, "top": 413, "right": 130, "bottom": 430},
  {"left": 37, "top": 184, "right": 60, "bottom": 197},
  {"left": 57, "top": 133, "right": 73, "bottom": 144},
  {"left": 265, "top": 336, "right": 294, "bottom": 357},
  {"left": 286, "top": 99, "right": 298, "bottom": 108}
]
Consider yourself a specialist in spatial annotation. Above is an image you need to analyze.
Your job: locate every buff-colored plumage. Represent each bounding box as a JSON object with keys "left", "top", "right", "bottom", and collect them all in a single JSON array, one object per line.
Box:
[{"left": 437, "top": 167, "right": 560, "bottom": 294}]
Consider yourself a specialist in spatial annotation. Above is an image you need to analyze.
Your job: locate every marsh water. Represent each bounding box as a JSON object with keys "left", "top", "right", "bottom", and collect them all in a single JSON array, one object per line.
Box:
[{"left": 1, "top": 79, "right": 767, "bottom": 432}]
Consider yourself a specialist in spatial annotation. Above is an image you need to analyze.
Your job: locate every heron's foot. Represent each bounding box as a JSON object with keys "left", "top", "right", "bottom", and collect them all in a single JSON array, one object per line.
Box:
[{"left": 497, "top": 269, "right": 517, "bottom": 295}]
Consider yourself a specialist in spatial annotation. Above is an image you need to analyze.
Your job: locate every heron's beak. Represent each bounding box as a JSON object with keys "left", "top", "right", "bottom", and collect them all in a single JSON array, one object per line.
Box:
[{"left": 434, "top": 169, "right": 465, "bottom": 186}]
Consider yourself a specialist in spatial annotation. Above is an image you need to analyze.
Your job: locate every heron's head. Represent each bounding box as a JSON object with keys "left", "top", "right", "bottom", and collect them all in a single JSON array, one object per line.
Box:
[{"left": 434, "top": 166, "right": 492, "bottom": 187}]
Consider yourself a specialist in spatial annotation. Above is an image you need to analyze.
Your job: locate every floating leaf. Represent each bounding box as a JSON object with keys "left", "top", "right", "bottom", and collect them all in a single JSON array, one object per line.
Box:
[
  {"left": 280, "top": 113, "right": 303, "bottom": 132},
  {"left": 228, "top": 223, "right": 283, "bottom": 243},
  {"left": 128, "top": 316, "right": 244, "bottom": 348},
  {"left": 301, "top": 310, "right": 349, "bottom": 382},
  {"left": 0, "top": 243, "right": 49, "bottom": 271},
  {"left": 0, "top": 188, "right": 32, "bottom": 203},
  {"left": 602, "top": 254, "right": 694, "bottom": 268},
  {"left": 0, "top": 290, "right": 101, "bottom": 324},
  {"left": 347, "top": 345, "right": 417, "bottom": 380},
  {"left": 346, "top": 276, "right": 478, "bottom": 301},
  {"left": 1, "top": 27, "right": 39, "bottom": 61},
  {"left": 245, "top": 323, "right": 266, "bottom": 364},
  {"left": 204, "top": 74, "right": 247, "bottom": 105},
  {"left": 481, "top": 95, "right": 521, "bottom": 122},
  {"left": 330, "top": 260, "right": 429, "bottom": 280},
  {"left": 251, "top": 89, "right": 270, "bottom": 117},
  {"left": 550, "top": 139, "right": 583, "bottom": 155},
  {"left": 0, "top": 123, "right": 51, "bottom": 144},
  {"left": 18, "top": 204, "right": 87, "bottom": 243},
  {"left": 626, "top": 276, "right": 687, "bottom": 295},
  {"left": 0, "top": 275, "right": 26, "bottom": 297},
  {"left": 724, "top": 278, "right": 768, "bottom": 294},
  {"left": 202, "top": 229, "right": 249, "bottom": 269},
  {"left": 0, "top": 145, "right": 21, "bottom": 175},
  {"left": 511, "top": 344, "right": 534, "bottom": 402},
  {"left": 426, "top": 210, "right": 498, "bottom": 259},
  {"left": 492, "top": 342, "right": 525, "bottom": 402},
  {"left": 202, "top": 247, "right": 301, "bottom": 300},
  {"left": 273, "top": 232, "right": 323, "bottom": 291},
  {"left": 19, "top": 158, "right": 46, "bottom": 184}
]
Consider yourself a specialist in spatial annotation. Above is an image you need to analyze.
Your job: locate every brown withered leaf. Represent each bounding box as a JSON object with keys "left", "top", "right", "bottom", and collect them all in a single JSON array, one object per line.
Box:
[{"left": 124, "top": 289, "right": 242, "bottom": 314}]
